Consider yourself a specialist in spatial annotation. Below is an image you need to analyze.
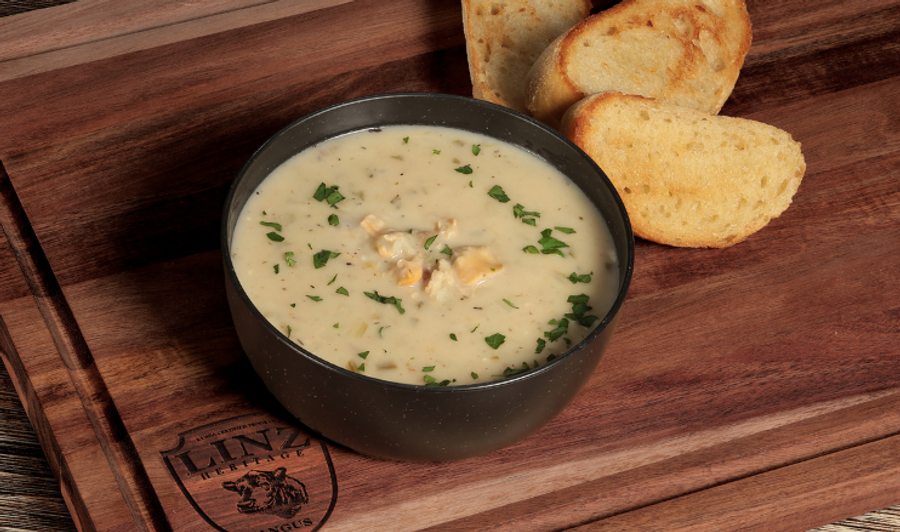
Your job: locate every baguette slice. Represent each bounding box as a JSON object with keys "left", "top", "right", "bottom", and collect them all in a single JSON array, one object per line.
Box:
[
  {"left": 462, "top": 0, "right": 592, "bottom": 113},
  {"left": 526, "top": 0, "right": 752, "bottom": 128},
  {"left": 562, "top": 92, "right": 805, "bottom": 248}
]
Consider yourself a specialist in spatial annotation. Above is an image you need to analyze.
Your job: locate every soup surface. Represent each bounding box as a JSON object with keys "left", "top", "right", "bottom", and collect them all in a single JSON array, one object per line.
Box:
[{"left": 231, "top": 125, "right": 618, "bottom": 385}]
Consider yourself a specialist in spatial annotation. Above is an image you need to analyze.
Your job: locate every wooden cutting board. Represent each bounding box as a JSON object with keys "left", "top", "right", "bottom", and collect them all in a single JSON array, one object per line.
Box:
[{"left": 1, "top": 0, "right": 899, "bottom": 531}]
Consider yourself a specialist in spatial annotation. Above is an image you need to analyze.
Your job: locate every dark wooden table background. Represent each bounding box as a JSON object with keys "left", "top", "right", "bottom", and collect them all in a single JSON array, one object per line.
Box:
[{"left": 0, "top": 1, "right": 898, "bottom": 531}]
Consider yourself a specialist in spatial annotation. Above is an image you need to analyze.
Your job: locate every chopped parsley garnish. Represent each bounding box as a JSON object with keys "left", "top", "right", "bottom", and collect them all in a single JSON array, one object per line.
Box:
[
  {"left": 544, "top": 318, "right": 569, "bottom": 342},
  {"left": 260, "top": 221, "right": 283, "bottom": 231},
  {"left": 566, "top": 294, "right": 599, "bottom": 327},
  {"left": 422, "top": 366, "right": 435, "bottom": 372},
  {"left": 512, "top": 204, "right": 541, "bottom": 226},
  {"left": 328, "top": 214, "right": 339, "bottom": 226},
  {"left": 266, "top": 231, "right": 284, "bottom": 242},
  {"left": 503, "top": 299, "right": 518, "bottom": 309},
  {"left": 455, "top": 164, "right": 473, "bottom": 174},
  {"left": 523, "top": 245, "right": 539, "bottom": 254},
  {"left": 433, "top": 149, "right": 441, "bottom": 155},
  {"left": 286, "top": 325, "right": 292, "bottom": 338},
  {"left": 327, "top": 274, "right": 337, "bottom": 285},
  {"left": 378, "top": 326, "right": 389, "bottom": 337},
  {"left": 364, "top": 291, "right": 405, "bottom": 314},
  {"left": 290, "top": 303, "right": 296, "bottom": 307},
  {"left": 535, "top": 338, "right": 547, "bottom": 354},
  {"left": 424, "top": 234, "right": 437, "bottom": 250},
  {"left": 284, "top": 251, "right": 296, "bottom": 267},
  {"left": 358, "top": 351, "right": 369, "bottom": 359},
  {"left": 403, "top": 137, "right": 409, "bottom": 143},
  {"left": 449, "top": 333, "right": 458, "bottom": 341},
  {"left": 336, "top": 286, "right": 349, "bottom": 296},
  {"left": 468, "top": 181, "right": 473, "bottom": 188},
  {"left": 567, "top": 272, "right": 592, "bottom": 284},
  {"left": 497, "top": 362, "right": 531, "bottom": 378},
  {"left": 440, "top": 245, "right": 453, "bottom": 255},
  {"left": 333, "top": 323, "right": 339, "bottom": 328},
  {"left": 471, "top": 372, "right": 478, "bottom": 380},
  {"left": 487, "top": 185, "right": 510, "bottom": 203},
  {"left": 472, "top": 144, "right": 481, "bottom": 156},
  {"left": 313, "top": 183, "right": 345, "bottom": 208},
  {"left": 358, "top": 363, "right": 366, "bottom": 372},
  {"left": 306, "top": 295, "right": 322, "bottom": 302},
  {"left": 423, "top": 375, "right": 451, "bottom": 386},
  {"left": 484, "top": 333, "right": 506, "bottom": 350},
  {"left": 313, "top": 250, "right": 340, "bottom": 269},
  {"left": 273, "top": 264, "right": 279, "bottom": 274},
  {"left": 554, "top": 226, "right": 576, "bottom": 234},
  {"left": 537, "top": 228, "right": 569, "bottom": 256},
  {"left": 471, "top": 324, "right": 480, "bottom": 333}
]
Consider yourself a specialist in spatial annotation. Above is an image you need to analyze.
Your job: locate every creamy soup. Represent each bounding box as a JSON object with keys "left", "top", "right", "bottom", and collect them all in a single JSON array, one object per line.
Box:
[{"left": 231, "top": 125, "right": 618, "bottom": 386}]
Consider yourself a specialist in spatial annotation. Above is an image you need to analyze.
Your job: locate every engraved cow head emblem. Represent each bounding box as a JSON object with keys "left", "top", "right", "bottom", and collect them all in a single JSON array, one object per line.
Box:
[{"left": 222, "top": 467, "right": 309, "bottom": 519}]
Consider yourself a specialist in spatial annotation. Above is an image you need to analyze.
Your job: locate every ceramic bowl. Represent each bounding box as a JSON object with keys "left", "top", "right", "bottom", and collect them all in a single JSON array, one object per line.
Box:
[{"left": 222, "top": 92, "right": 633, "bottom": 461}]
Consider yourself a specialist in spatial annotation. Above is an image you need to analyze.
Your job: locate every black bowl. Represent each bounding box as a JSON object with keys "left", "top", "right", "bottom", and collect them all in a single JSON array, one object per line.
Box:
[{"left": 222, "top": 93, "right": 633, "bottom": 461}]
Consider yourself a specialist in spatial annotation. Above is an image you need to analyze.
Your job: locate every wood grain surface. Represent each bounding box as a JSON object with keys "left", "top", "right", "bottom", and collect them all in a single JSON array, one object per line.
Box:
[{"left": 0, "top": 0, "right": 899, "bottom": 531}]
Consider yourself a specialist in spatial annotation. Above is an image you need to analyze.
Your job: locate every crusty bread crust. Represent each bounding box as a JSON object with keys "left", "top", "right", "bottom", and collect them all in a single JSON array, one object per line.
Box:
[
  {"left": 562, "top": 92, "right": 805, "bottom": 248},
  {"left": 527, "top": 0, "right": 752, "bottom": 128},
  {"left": 462, "top": 0, "right": 591, "bottom": 113}
]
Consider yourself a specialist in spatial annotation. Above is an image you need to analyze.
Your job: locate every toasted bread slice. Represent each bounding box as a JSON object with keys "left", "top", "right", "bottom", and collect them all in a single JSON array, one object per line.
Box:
[
  {"left": 526, "top": 0, "right": 752, "bottom": 128},
  {"left": 562, "top": 92, "right": 805, "bottom": 248},
  {"left": 462, "top": 0, "right": 592, "bottom": 114}
]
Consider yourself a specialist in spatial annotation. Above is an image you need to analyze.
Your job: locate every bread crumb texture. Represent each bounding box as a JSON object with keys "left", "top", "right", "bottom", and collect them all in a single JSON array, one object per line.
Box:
[
  {"left": 462, "top": 0, "right": 591, "bottom": 112},
  {"left": 526, "top": 0, "right": 751, "bottom": 127},
  {"left": 563, "top": 93, "right": 806, "bottom": 248}
]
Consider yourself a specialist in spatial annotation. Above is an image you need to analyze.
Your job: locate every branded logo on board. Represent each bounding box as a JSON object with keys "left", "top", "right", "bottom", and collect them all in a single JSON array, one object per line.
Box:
[{"left": 161, "top": 414, "right": 337, "bottom": 532}]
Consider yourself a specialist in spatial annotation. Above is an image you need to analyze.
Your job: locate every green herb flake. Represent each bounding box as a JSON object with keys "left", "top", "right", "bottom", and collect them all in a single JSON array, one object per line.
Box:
[
  {"left": 513, "top": 204, "right": 540, "bottom": 220},
  {"left": 468, "top": 181, "right": 474, "bottom": 188},
  {"left": 565, "top": 293, "right": 599, "bottom": 327},
  {"left": 484, "top": 333, "right": 506, "bottom": 350},
  {"left": 503, "top": 299, "right": 518, "bottom": 309},
  {"left": 358, "top": 351, "right": 370, "bottom": 359},
  {"left": 336, "top": 286, "right": 349, "bottom": 296},
  {"left": 333, "top": 323, "right": 339, "bottom": 328},
  {"left": 286, "top": 325, "right": 292, "bottom": 338},
  {"left": 422, "top": 366, "right": 436, "bottom": 372},
  {"left": 273, "top": 264, "right": 280, "bottom": 274},
  {"left": 433, "top": 149, "right": 441, "bottom": 155},
  {"left": 358, "top": 363, "right": 366, "bottom": 372},
  {"left": 440, "top": 245, "right": 453, "bottom": 255},
  {"left": 472, "top": 144, "right": 481, "bottom": 156},
  {"left": 423, "top": 374, "right": 436, "bottom": 384},
  {"left": 313, "top": 183, "right": 345, "bottom": 208},
  {"left": 567, "top": 272, "right": 592, "bottom": 284},
  {"left": 259, "top": 221, "right": 283, "bottom": 231},
  {"left": 266, "top": 231, "right": 285, "bottom": 242},
  {"left": 424, "top": 234, "right": 437, "bottom": 250},
  {"left": 523, "top": 245, "right": 540, "bottom": 254},
  {"left": 328, "top": 214, "right": 340, "bottom": 226},
  {"left": 284, "top": 251, "right": 297, "bottom": 267},
  {"left": 364, "top": 290, "right": 405, "bottom": 314},
  {"left": 403, "top": 137, "right": 409, "bottom": 144},
  {"left": 449, "top": 333, "right": 458, "bottom": 341},
  {"left": 313, "top": 250, "right": 340, "bottom": 269},
  {"left": 306, "top": 295, "right": 322, "bottom": 302},
  {"left": 487, "top": 185, "right": 510, "bottom": 203},
  {"left": 554, "top": 226, "right": 576, "bottom": 234},
  {"left": 455, "top": 164, "right": 473, "bottom": 174},
  {"left": 327, "top": 274, "right": 337, "bottom": 285},
  {"left": 471, "top": 324, "right": 480, "bottom": 333},
  {"left": 378, "top": 326, "right": 390, "bottom": 338},
  {"left": 535, "top": 338, "right": 547, "bottom": 354},
  {"left": 290, "top": 303, "right": 296, "bottom": 308},
  {"left": 544, "top": 317, "right": 569, "bottom": 342},
  {"left": 471, "top": 372, "right": 478, "bottom": 380},
  {"left": 538, "top": 228, "right": 569, "bottom": 256}
]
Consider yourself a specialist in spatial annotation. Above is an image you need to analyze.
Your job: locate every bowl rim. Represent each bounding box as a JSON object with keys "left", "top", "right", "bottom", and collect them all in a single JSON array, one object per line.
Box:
[{"left": 221, "top": 91, "right": 634, "bottom": 394}]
